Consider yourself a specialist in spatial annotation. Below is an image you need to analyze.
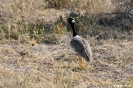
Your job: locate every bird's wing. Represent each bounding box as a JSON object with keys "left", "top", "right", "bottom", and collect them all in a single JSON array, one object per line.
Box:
[{"left": 70, "top": 37, "right": 92, "bottom": 61}]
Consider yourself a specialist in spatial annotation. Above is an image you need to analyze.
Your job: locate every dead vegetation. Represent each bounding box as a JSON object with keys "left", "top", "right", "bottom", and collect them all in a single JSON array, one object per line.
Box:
[
  {"left": 0, "top": 0, "right": 133, "bottom": 88},
  {"left": 0, "top": 37, "right": 133, "bottom": 88}
]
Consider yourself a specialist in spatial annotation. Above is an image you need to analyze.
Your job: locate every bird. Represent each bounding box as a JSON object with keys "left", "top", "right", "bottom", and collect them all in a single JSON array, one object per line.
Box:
[{"left": 66, "top": 17, "right": 92, "bottom": 70}]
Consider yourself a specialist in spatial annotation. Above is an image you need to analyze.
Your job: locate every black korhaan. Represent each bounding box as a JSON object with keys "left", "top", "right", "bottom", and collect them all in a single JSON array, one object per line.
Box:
[{"left": 66, "top": 17, "right": 92, "bottom": 62}]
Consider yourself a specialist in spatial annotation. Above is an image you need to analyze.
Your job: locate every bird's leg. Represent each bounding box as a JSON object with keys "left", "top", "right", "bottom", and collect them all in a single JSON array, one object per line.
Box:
[
  {"left": 78, "top": 56, "right": 86, "bottom": 70},
  {"left": 78, "top": 57, "right": 83, "bottom": 70},
  {"left": 72, "top": 55, "right": 86, "bottom": 72}
]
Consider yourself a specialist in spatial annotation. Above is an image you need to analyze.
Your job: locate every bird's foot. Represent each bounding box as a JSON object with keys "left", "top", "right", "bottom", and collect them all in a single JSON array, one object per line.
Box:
[
  {"left": 72, "top": 65, "right": 86, "bottom": 72},
  {"left": 79, "top": 64, "right": 87, "bottom": 70}
]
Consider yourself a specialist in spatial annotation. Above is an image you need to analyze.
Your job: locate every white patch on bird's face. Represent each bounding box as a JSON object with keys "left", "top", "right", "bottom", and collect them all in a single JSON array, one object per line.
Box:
[{"left": 72, "top": 19, "right": 75, "bottom": 23}]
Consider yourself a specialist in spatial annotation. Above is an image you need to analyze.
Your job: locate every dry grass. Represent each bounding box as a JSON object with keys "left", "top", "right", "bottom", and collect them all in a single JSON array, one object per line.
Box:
[
  {"left": 0, "top": 0, "right": 133, "bottom": 88},
  {"left": 0, "top": 36, "right": 133, "bottom": 88}
]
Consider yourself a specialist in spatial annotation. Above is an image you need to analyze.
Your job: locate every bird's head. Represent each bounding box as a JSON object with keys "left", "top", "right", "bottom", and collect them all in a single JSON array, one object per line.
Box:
[{"left": 66, "top": 17, "right": 75, "bottom": 25}]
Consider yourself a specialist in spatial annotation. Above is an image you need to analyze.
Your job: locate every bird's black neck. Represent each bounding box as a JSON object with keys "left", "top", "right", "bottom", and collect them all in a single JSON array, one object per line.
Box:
[{"left": 71, "top": 23, "right": 77, "bottom": 37}]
